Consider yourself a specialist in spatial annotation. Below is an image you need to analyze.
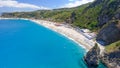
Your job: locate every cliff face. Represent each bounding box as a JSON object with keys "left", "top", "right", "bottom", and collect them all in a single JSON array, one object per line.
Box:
[
  {"left": 84, "top": 44, "right": 100, "bottom": 68},
  {"left": 84, "top": 1, "right": 120, "bottom": 67},
  {"left": 96, "top": 23, "right": 120, "bottom": 45},
  {"left": 98, "top": 0, "right": 120, "bottom": 27},
  {"left": 95, "top": 0, "right": 120, "bottom": 45},
  {"left": 102, "top": 41, "right": 120, "bottom": 68}
]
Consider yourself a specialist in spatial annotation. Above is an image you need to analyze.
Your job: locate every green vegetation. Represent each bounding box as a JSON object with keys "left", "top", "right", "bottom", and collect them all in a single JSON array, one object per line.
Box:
[
  {"left": 94, "top": 43, "right": 98, "bottom": 48},
  {"left": 105, "top": 41, "right": 120, "bottom": 53},
  {"left": 1, "top": 0, "right": 120, "bottom": 31},
  {"left": 73, "top": 4, "right": 102, "bottom": 30},
  {"left": 1, "top": 3, "right": 90, "bottom": 23}
]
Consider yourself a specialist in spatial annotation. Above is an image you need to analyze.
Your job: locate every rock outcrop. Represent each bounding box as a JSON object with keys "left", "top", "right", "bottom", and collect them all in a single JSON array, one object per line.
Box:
[
  {"left": 85, "top": 42, "right": 120, "bottom": 68},
  {"left": 65, "top": 12, "right": 76, "bottom": 24},
  {"left": 101, "top": 50, "right": 120, "bottom": 68},
  {"left": 96, "top": 23, "right": 120, "bottom": 45},
  {"left": 84, "top": 44, "right": 100, "bottom": 68}
]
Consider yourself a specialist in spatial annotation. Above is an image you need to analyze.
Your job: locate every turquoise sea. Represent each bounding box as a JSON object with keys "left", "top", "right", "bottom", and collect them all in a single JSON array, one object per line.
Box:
[{"left": 0, "top": 19, "right": 106, "bottom": 68}]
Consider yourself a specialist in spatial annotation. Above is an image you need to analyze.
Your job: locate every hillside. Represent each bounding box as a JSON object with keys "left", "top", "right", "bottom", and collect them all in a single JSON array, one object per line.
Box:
[
  {"left": 1, "top": 0, "right": 120, "bottom": 31},
  {"left": 73, "top": 0, "right": 120, "bottom": 30},
  {"left": 1, "top": 3, "right": 90, "bottom": 23}
]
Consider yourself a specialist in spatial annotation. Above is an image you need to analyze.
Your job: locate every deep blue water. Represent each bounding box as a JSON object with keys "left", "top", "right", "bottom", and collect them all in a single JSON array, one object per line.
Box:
[{"left": 0, "top": 19, "right": 106, "bottom": 68}]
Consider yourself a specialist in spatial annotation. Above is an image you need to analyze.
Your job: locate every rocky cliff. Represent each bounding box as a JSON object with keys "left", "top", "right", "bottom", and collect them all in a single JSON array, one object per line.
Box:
[
  {"left": 84, "top": 44, "right": 100, "bottom": 68},
  {"left": 97, "top": 0, "right": 120, "bottom": 27},
  {"left": 84, "top": 1, "right": 120, "bottom": 67},
  {"left": 85, "top": 42, "right": 120, "bottom": 68},
  {"left": 101, "top": 50, "right": 120, "bottom": 68},
  {"left": 95, "top": 0, "right": 120, "bottom": 45},
  {"left": 96, "top": 22, "right": 120, "bottom": 45},
  {"left": 101, "top": 41, "right": 120, "bottom": 68}
]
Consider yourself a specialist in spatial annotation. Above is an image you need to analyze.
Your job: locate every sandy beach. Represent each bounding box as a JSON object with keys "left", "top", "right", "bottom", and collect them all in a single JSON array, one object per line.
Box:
[
  {"left": 0, "top": 17, "right": 104, "bottom": 51},
  {"left": 30, "top": 19, "right": 96, "bottom": 51}
]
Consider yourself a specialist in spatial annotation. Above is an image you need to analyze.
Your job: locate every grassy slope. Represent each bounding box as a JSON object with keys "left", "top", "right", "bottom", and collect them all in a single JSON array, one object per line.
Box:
[{"left": 105, "top": 40, "right": 120, "bottom": 53}]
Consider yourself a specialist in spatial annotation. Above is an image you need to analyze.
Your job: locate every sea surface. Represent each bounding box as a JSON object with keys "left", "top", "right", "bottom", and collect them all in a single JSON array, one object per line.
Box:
[{"left": 0, "top": 19, "right": 106, "bottom": 68}]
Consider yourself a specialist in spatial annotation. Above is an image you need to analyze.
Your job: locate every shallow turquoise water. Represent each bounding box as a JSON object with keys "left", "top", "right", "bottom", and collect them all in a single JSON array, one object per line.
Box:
[{"left": 0, "top": 19, "right": 106, "bottom": 68}]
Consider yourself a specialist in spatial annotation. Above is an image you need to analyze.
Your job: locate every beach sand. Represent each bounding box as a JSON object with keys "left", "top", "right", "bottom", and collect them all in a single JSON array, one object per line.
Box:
[{"left": 30, "top": 19, "right": 96, "bottom": 51}]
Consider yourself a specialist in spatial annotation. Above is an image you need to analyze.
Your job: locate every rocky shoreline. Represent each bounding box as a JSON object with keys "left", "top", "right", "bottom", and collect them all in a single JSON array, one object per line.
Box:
[
  {"left": 84, "top": 44, "right": 100, "bottom": 68},
  {"left": 84, "top": 44, "right": 120, "bottom": 68}
]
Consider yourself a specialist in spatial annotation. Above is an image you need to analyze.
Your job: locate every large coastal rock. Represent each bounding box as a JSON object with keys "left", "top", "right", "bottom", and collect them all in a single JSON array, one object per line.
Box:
[
  {"left": 96, "top": 23, "right": 120, "bottom": 45},
  {"left": 101, "top": 50, "right": 120, "bottom": 68},
  {"left": 84, "top": 44, "right": 100, "bottom": 68}
]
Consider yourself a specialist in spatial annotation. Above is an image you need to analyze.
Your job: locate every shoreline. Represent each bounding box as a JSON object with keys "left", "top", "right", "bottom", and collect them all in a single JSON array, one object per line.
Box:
[
  {"left": 30, "top": 19, "right": 96, "bottom": 51},
  {"left": 30, "top": 19, "right": 105, "bottom": 53},
  {"left": 0, "top": 17, "right": 97, "bottom": 51}
]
